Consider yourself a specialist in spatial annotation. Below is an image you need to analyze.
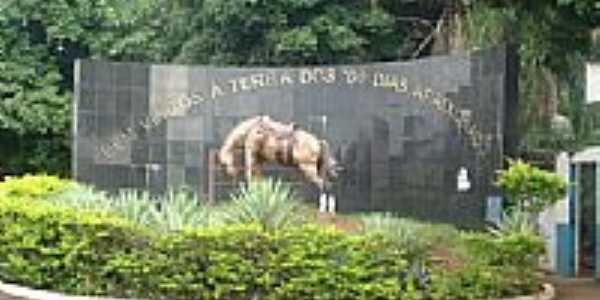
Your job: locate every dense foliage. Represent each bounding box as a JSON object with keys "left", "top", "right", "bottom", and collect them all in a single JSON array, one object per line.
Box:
[
  {"left": 429, "top": 231, "right": 545, "bottom": 299},
  {"left": 461, "top": 0, "right": 600, "bottom": 154},
  {"left": 0, "top": 173, "right": 73, "bottom": 198},
  {"left": 0, "top": 0, "right": 443, "bottom": 175},
  {"left": 2, "top": 0, "right": 600, "bottom": 174},
  {"left": 0, "top": 198, "right": 426, "bottom": 300},
  {"left": 495, "top": 159, "right": 567, "bottom": 214},
  {"left": 0, "top": 175, "right": 547, "bottom": 300},
  {"left": 0, "top": 0, "right": 150, "bottom": 175}
]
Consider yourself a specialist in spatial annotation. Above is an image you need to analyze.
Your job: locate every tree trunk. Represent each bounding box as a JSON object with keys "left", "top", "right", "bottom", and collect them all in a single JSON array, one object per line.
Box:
[{"left": 430, "top": 0, "right": 467, "bottom": 55}]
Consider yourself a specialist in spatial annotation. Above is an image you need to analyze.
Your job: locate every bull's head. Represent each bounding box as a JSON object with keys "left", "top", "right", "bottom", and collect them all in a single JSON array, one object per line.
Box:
[{"left": 325, "top": 154, "right": 343, "bottom": 180}]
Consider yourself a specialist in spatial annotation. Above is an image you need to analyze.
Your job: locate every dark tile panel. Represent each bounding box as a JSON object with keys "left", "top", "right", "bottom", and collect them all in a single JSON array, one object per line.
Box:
[{"left": 73, "top": 45, "right": 517, "bottom": 229}]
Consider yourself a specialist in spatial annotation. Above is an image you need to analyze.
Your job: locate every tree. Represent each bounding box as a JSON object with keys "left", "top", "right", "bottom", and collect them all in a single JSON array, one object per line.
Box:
[
  {"left": 167, "top": 0, "right": 417, "bottom": 66},
  {"left": 450, "top": 0, "right": 598, "bottom": 157},
  {"left": 0, "top": 0, "right": 155, "bottom": 175},
  {"left": 0, "top": 0, "right": 453, "bottom": 175}
]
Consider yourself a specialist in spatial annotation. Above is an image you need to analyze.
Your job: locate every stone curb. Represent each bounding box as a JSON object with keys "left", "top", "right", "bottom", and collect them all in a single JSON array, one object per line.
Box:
[
  {"left": 1, "top": 281, "right": 555, "bottom": 300},
  {"left": 498, "top": 283, "right": 555, "bottom": 300},
  {"left": 0, "top": 281, "right": 139, "bottom": 300}
]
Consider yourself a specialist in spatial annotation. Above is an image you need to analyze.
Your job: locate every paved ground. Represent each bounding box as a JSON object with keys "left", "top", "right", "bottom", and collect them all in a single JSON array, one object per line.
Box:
[
  {"left": 547, "top": 275, "right": 600, "bottom": 300},
  {"left": 0, "top": 293, "right": 23, "bottom": 300}
]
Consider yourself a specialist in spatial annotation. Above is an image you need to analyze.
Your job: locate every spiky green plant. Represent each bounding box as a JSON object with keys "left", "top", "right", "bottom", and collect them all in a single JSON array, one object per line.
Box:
[
  {"left": 488, "top": 208, "right": 538, "bottom": 238},
  {"left": 221, "top": 178, "right": 308, "bottom": 231},
  {"left": 360, "top": 213, "right": 424, "bottom": 250},
  {"left": 45, "top": 183, "right": 110, "bottom": 211},
  {"left": 359, "top": 213, "right": 460, "bottom": 259},
  {"left": 147, "top": 188, "right": 213, "bottom": 232},
  {"left": 109, "top": 189, "right": 155, "bottom": 227},
  {"left": 47, "top": 184, "right": 212, "bottom": 232}
]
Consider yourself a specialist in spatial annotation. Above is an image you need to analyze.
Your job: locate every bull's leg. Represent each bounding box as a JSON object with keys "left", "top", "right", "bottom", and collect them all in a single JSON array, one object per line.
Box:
[
  {"left": 298, "top": 162, "right": 324, "bottom": 191},
  {"left": 245, "top": 145, "right": 266, "bottom": 184},
  {"left": 252, "top": 162, "right": 263, "bottom": 179},
  {"left": 244, "top": 146, "right": 256, "bottom": 183},
  {"left": 298, "top": 162, "right": 330, "bottom": 212}
]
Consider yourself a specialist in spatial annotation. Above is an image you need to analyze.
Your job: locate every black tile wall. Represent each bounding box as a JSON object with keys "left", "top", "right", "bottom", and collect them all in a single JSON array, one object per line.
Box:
[{"left": 73, "top": 45, "right": 517, "bottom": 229}]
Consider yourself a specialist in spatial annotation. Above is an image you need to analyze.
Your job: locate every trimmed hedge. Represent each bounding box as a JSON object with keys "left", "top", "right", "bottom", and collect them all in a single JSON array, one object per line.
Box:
[
  {"left": 427, "top": 232, "right": 545, "bottom": 300},
  {"left": 0, "top": 199, "right": 152, "bottom": 298},
  {"left": 0, "top": 174, "right": 74, "bottom": 199},
  {"left": 0, "top": 197, "right": 427, "bottom": 300},
  {"left": 0, "top": 175, "right": 546, "bottom": 300}
]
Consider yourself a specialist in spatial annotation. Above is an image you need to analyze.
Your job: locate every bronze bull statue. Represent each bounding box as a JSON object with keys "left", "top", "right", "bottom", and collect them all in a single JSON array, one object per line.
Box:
[{"left": 218, "top": 115, "right": 342, "bottom": 191}]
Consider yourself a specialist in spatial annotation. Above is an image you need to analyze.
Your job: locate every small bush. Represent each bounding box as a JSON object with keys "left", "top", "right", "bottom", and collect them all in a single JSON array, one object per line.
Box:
[
  {"left": 359, "top": 213, "right": 460, "bottom": 260},
  {"left": 0, "top": 198, "right": 152, "bottom": 297},
  {"left": 489, "top": 208, "right": 538, "bottom": 238},
  {"left": 495, "top": 158, "right": 566, "bottom": 214},
  {"left": 0, "top": 174, "right": 74, "bottom": 200},
  {"left": 264, "top": 226, "right": 425, "bottom": 300},
  {"left": 45, "top": 183, "right": 110, "bottom": 211},
  {"left": 146, "top": 188, "right": 214, "bottom": 231},
  {"left": 221, "top": 178, "right": 309, "bottom": 231},
  {"left": 428, "top": 230, "right": 545, "bottom": 299}
]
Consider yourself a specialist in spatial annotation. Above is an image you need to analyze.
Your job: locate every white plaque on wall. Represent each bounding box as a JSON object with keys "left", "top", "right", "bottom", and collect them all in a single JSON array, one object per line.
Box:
[{"left": 586, "top": 62, "right": 600, "bottom": 104}]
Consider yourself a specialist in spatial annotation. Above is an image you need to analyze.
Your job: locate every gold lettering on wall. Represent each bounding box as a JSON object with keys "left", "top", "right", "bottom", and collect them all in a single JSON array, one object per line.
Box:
[
  {"left": 322, "top": 68, "right": 336, "bottom": 84},
  {"left": 228, "top": 79, "right": 239, "bottom": 93},
  {"left": 299, "top": 68, "right": 319, "bottom": 84},
  {"left": 238, "top": 76, "right": 252, "bottom": 91},
  {"left": 423, "top": 88, "right": 434, "bottom": 100},
  {"left": 373, "top": 72, "right": 408, "bottom": 93},
  {"left": 411, "top": 86, "right": 425, "bottom": 101},
  {"left": 250, "top": 73, "right": 266, "bottom": 89},
  {"left": 299, "top": 68, "right": 337, "bottom": 84},
  {"left": 211, "top": 82, "right": 225, "bottom": 99},
  {"left": 343, "top": 68, "right": 368, "bottom": 85},
  {"left": 280, "top": 72, "right": 294, "bottom": 85},
  {"left": 264, "top": 72, "right": 277, "bottom": 86},
  {"left": 99, "top": 67, "right": 494, "bottom": 159}
]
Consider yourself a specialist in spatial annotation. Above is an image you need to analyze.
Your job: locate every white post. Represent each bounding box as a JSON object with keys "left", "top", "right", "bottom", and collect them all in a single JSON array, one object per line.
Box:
[
  {"left": 328, "top": 194, "right": 336, "bottom": 214},
  {"left": 595, "top": 161, "right": 600, "bottom": 279},
  {"left": 319, "top": 193, "right": 328, "bottom": 213}
]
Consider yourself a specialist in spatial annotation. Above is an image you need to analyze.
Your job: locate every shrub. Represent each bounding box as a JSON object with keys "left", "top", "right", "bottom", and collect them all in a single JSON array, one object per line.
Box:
[
  {"left": 0, "top": 197, "right": 427, "bottom": 300},
  {"left": 146, "top": 188, "right": 214, "bottom": 232},
  {"left": 45, "top": 183, "right": 111, "bottom": 211},
  {"left": 264, "top": 226, "right": 426, "bottom": 300},
  {"left": 221, "top": 178, "right": 310, "bottom": 231},
  {"left": 489, "top": 208, "right": 538, "bottom": 238},
  {"left": 0, "top": 177, "right": 547, "bottom": 300},
  {"left": 0, "top": 174, "right": 74, "bottom": 200},
  {"left": 495, "top": 158, "right": 566, "bottom": 214},
  {"left": 0, "top": 197, "right": 152, "bottom": 298},
  {"left": 359, "top": 213, "right": 461, "bottom": 260},
  {"left": 428, "top": 230, "right": 545, "bottom": 300},
  {"left": 147, "top": 224, "right": 271, "bottom": 300}
]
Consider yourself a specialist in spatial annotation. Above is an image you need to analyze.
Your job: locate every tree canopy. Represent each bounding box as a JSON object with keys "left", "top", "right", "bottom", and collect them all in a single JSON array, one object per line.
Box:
[{"left": 1, "top": 0, "right": 600, "bottom": 174}]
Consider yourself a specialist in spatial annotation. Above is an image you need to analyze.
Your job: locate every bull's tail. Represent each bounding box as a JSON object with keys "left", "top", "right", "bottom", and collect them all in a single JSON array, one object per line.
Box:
[{"left": 218, "top": 116, "right": 265, "bottom": 177}]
